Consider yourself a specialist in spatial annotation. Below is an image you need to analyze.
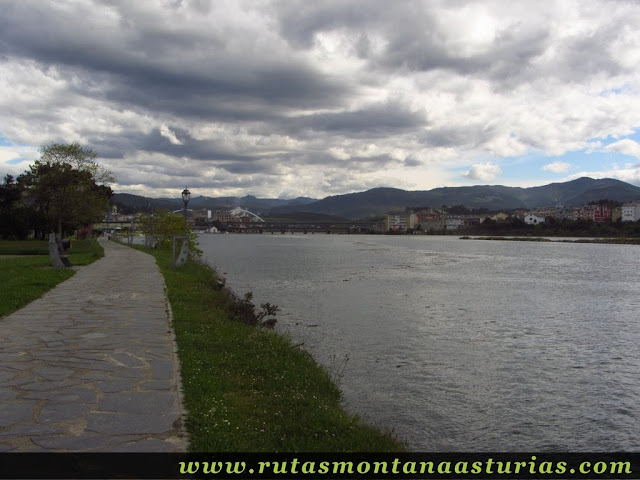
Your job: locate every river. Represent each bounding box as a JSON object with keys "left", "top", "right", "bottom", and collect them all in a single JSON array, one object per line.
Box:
[{"left": 198, "top": 234, "right": 640, "bottom": 451}]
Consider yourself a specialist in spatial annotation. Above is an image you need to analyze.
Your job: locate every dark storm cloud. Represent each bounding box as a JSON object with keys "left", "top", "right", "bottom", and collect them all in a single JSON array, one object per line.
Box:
[
  {"left": 275, "top": 0, "right": 630, "bottom": 90},
  {"left": 275, "top": 0, "right": 549, "bottom": 78},
  {"left": 97, "top": 61, "right": 351, "bottom": 119},
  {"left": 0, "top": 1, "right": 351, "bottom": 117},
  {"left": 291, "top": 102, "right": 426, "bottom": 136},
  {"left": 403, "top": 156, "right": 422, "bottom": 167},
  {"left": 87, "top": 128, "right": 273, "bottom": 174},
  {"left": 275, "top": 0, "right": 385, "bottom": 48},
  {"left": 2, "top": 0, "right": 640, "bottom": 196},
  {"left": 0, "top": 0, "right": 361, "bottom": 181},
  {"left": 421, "top": 122, "right": 500, "bottom": 150}
]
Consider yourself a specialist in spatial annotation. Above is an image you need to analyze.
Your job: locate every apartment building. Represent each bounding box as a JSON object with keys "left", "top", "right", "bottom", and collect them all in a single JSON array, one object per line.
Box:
[
  {"left": 622, "top": 202, "right": 640, "bottom": 222},
  {"left": 385, "top": 213, "right": 409, "bottom": 231},
  {"left": 592, "top": 205, "right": 611, "bottom": 223}
]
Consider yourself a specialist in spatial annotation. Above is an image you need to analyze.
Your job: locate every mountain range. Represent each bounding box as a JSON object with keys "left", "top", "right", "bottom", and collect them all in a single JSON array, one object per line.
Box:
[{"left": 113, "top": 177, "right": 640, "bottom": 220}]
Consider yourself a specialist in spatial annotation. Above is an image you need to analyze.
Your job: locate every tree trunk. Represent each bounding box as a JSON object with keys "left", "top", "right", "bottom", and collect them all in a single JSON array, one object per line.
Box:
[{"left": 53, "top": 219, "right": 71, "bottom": 267}]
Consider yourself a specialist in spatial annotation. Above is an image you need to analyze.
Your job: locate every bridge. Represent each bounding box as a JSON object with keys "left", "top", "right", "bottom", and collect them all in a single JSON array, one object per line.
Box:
[{"left": 228, "top": 207, "right": 265, "bottom": 223}]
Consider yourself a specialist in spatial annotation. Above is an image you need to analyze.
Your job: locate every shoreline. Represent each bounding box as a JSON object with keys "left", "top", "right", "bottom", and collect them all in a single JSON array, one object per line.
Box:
[
  {"left": 128, "top": 242, "right": 406, "bottom": 452},
  {"left": 460, "top": 235, "right": 640, "bottom": 245}
]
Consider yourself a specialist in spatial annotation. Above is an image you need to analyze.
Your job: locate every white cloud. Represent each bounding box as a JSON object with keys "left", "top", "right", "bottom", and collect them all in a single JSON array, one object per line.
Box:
[
  {"left": 566, "top": 164, "right": 640, "bottom": 185},
  {"left": 604, "top": 139, "right": 640, "bottom": 159},
  {"left": 463, "top": 162, "right": 502, "bottom": 181},
  {"left": 159, "top": 125, "right": 183, "bottom": 145},
  {"left": 2, "top": 1, "right": 640, "bottom": 196},
  {"left": 0, "top": 145, "right": 40, "bottom": 177},
  {"left": 542, "top": 161, "right": 571, "bottom": 173}
]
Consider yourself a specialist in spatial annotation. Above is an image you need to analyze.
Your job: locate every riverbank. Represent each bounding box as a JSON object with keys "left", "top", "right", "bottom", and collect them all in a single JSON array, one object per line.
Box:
[
  {"left": 460, "top": 236, "right": 640, "bottom": 245},
  {"left": 131, "top": 244, "right": 405, "bottom": 452}
]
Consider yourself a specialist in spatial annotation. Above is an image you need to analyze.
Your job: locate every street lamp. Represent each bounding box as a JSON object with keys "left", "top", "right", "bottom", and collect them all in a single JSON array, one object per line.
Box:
[{"left": 182, "top": 187, "right": 191, "bottom": 233}]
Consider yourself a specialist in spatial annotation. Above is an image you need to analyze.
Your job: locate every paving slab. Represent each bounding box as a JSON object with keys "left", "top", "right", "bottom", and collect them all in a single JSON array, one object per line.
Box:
[{"left": 0, "top": 239, "right": 187, "bottom": 451}]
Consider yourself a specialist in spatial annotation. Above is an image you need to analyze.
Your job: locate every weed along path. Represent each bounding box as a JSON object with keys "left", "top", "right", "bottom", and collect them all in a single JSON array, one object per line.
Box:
[{"left": 0, "top": 239, "right": 187, "bottom": 452}]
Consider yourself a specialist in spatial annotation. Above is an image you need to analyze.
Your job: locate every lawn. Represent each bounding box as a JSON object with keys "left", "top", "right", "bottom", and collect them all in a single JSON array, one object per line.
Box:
[
  {"left": 0, "top": 239, "right": 104, "bottom": 318},
  {"left": 0, "top": 239, "right": 50, "bottom": 255}
]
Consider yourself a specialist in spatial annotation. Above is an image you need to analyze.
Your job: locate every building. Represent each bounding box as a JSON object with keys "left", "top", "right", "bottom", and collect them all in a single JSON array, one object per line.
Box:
[
  {"left": 611, "top": 207, "right": 622, "bottom": 222},
  {"left": 385, "top": 213, "right": 410, "bottom": 231},
  {"left": 524, "top": 213, "right": 545, "bottom": 225},
  {"left": 212, "top": 210, "right": 239, "bottom": 223},
  {"left": 592, "top": 205, "right": 611, "bottom": 223},
  {"left": 414, "top": 210, "right": 441, "bottom": 223},
  {"left": 445, "top": 217, "right": 464, "bottom": 230},
  {"left": 462, "top": 215, "right": 483, "bottom": 227},
  {"left": 489, "top": 212, "right": 509, "bottom": 222},
  {"left": 419, "top": 218, "right": 446, "bottom": 232},
  {"left": 622, "top": 202, "right": 640, "bottom": 222},
  {"left": 573, "top": 206, "right": 593, "bottom": 221},
  {"left": 555, "top": 207, "right": 577, "bottom": 221},
  {"left": 572, "top": 205, "right": 612, "bottom": 222}
]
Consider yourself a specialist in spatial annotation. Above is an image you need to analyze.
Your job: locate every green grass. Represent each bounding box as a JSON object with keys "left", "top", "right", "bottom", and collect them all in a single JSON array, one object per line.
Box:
[
  {"left": 0, "top": 239, "right": 104, "bottom": 318},
  {"left": 462, "top": 236, "right": 640, "bottom": 245},
  {"left": 470, "top": 236, "right": 552, "bottom": 242},
  {"left": 0, "top": 239, "right": 106, "bottom": 259},
  {"left": 0, "top": 239, "right": 50, "bottom": 255},
  {"left": 563, "top": 237, "right": 640, "bottom": 245},
  {"left": 134, "top": 246, "right": 405, "bottom": 452},
  {"left": 64, "top": 238, "right": 106, "bottom": 265}
]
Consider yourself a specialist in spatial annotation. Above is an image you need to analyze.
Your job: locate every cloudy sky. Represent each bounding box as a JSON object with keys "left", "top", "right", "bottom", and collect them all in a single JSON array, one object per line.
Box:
[{"left": 2, "top": 0, "right": 640, "bottom": 199}]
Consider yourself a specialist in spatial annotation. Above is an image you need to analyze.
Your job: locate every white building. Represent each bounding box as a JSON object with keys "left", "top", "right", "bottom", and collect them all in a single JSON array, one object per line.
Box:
[
  {"left": 524, "top": 213, "right": 545, "bottom": 225},
  {"left": 621, "top": 202, "right": 640, "bottom": 222},
  {"left": 385, "top": 213, "right": 409, "bottom": 231},
  {"left": 445, "top": 217, "right": 464, "bottom": 230}
]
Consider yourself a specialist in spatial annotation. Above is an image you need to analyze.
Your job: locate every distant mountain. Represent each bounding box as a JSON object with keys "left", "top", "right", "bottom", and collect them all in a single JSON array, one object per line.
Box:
[
  {"left": 269, "top": 178, "right": 640, "bottom": 219},
  {"left": 516, "top": 177, "right": 640, "bottom": 206},
  {"left": 110, "top": 193, "right": 178, "bottom": 212},
  {"left": 112, "top": 178, "right": 640, "bottom": 219},
  {"left": 186, "top": 195, "right": 316, "bottom": 213},
  {"left": 111, "top": 193, "right": 317, "bottom": 214}
]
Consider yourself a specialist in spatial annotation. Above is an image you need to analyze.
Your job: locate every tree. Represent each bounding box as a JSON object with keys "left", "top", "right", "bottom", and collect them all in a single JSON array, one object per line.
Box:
[
  {"left": 138, "top": 210, "right": 201, "bottom": 255},
  {"left": 447, "top": 204, "right": 472, "bottom": 215},
  {"left": 18, "top": 143, "right": 113, "bottom": 241},
  {"left": 40, "top": 142, "right": 114, "bottom": 184},
  {"left": 0, "top": 175, "right": 32, "bottom": 239},
  {"left": 588, "top": 199, "right": 622, "bottom": 208}
]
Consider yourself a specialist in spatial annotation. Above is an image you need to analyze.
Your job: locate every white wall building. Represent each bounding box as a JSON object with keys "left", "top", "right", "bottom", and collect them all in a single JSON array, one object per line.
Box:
[
  {"left": 621, "top": 202, "right": 640, "bottom": 222},
  {"left": 445, "top": 217, "right": 464, "bottom": 230},
  {"left": 524, "top": 213, "right": 545, "bottom": 225},
  {"left": 385, "top": 213, "right": 409, "bottom": 231}
]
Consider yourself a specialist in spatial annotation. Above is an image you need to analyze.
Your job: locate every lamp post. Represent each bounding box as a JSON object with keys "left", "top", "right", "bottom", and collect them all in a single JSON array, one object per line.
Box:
[
  {"left": 173, "top": 187, "right": 191, "bottom": 268},
  {"left": 182, "top": 187, "right": 191, "bottom": 233}
]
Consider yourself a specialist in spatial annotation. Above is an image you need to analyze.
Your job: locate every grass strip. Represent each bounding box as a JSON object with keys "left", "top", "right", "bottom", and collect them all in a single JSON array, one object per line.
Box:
[
  {"left": 0, "top": 256, "right": 75, "bottom": 318},
  {"left": 0, "top": 239, "right": 50, "bottom": 255},
  {"left": 461, "top": 236, "right": 640, "bottom": 245},
  {"left": 136, "top": 246, "right": 405, "bottom": 452},
  {"left": 0, "top": 239, "right": 104, "bottom": 318}
]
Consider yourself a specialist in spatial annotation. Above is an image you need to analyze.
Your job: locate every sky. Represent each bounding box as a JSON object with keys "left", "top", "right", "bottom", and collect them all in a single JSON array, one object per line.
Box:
[{"left": 1, "top": 0, "right": 640, "bottom": 200}]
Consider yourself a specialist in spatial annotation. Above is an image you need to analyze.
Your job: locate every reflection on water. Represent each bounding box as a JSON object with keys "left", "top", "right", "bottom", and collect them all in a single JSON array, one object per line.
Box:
[{"left": 199, "top": 234, "right": 640, "bottom": 451}]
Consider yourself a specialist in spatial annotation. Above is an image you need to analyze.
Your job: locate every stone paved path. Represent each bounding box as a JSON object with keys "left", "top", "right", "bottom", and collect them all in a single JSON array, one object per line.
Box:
[{"left": 0, "top": 239, "right": 187, "bottom": 452}]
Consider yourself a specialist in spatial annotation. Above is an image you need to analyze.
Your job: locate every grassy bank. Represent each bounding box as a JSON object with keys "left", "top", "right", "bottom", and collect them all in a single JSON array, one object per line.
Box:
[
  {"left": 461, "top": 236, "right": 640, "bottom": 245},
  {"left": 0, "top": 239, "right": 104, "bottom": 318},
  {"left": 134, "top": 245, "right": 405, "bottom": 452}
]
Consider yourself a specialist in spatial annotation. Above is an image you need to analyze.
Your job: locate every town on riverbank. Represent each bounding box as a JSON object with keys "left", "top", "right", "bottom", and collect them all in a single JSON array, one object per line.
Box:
[{"left": 95, "top": 198, "right": 640, "bottom": 239}]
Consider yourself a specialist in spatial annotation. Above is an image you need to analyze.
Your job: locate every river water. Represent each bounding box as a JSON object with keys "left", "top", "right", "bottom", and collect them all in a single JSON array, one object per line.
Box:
[{"left": 198, "top": 234, "right": 640, "bottom": 451}]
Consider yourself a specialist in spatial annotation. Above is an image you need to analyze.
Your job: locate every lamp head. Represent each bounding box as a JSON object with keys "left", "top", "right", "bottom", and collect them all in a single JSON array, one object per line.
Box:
[{"left": 182, "top": 187, "right": 191, "bottom": 204}]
